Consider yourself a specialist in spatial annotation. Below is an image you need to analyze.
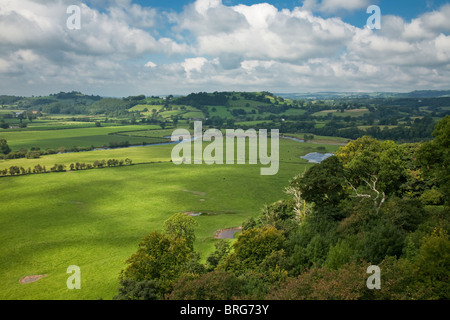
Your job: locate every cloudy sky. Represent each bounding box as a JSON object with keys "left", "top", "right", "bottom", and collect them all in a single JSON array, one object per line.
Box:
[{"left": 1, "top": 0, "right": 450, "bottom": 97}]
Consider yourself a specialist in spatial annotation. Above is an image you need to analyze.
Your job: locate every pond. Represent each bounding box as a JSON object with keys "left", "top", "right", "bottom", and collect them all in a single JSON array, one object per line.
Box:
[
  {"left": 281, "top": 135, "right": 304, "bottom": 143},
  {"left": 301, "top": 152, "right": 334, "bottom": 163},
  {"left": 90, "top": 136, "right": 195, "bottom": 151}
]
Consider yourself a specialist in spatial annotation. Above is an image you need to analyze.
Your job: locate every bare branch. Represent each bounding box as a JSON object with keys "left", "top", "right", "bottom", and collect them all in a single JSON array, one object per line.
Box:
[
  {"left": 346, "top": 178, "right": 371, "bottom": 198},
  {"left": 346, "top": 175, "right": 386, "bottom": 213}
]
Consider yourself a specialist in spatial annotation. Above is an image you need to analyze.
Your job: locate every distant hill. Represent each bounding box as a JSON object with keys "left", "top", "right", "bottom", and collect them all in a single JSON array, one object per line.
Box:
[
  {"left": 276, "top": 90, "right": 450, "bottom": 100},
  {"left": 393, "top": 90, "right": 450, "bottom": 98}
]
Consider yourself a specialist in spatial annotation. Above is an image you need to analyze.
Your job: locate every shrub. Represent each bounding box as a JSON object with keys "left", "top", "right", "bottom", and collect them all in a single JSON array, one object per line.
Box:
[
  {"left": 114, "top": 279, "right": 161, "bottom": 300},
  {"left": 167, "top": 271, "right": 246, "bottom": 300},
  {"left": 420, "top": 188, "right": 444, "bottom": 205}
]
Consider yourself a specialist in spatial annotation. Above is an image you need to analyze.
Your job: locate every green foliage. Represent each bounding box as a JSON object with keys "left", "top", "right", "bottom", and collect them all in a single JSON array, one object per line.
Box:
[
  {"left": 206, "top": 240, "right": 231, "bottom": 271},
  {"left": 1, "top": 97, "right": 447, "bottom": 300},
  {"left": 412, "top": 228, "right": 450, "bottom": 299},
  {"left": 120, "top": 231, "right": 190, "bottom": 283},
  {"left": 338, "top": 136, "right": 407, "bottom": 193},
  {"left": 416, "top": 115, "right": 450, "bottom": 205},
  {"left": 360, "top": 218, "right": 406, "bottom": 264},
  {"left": 118, "top": 213, "right": 202, "bottom": 299},
  {"left": 222, "top": 226, "right": 287, "bottom": 275},
  {"left": 114, "top": 279, "right": 161, "bottom": 300},
  {"left": 324, "top": 238, "right": 357, "bottom": 270},
  {"left": 258, "top": 199, "right": 298, "bottom": 234},
  {"left": 167, "top": 271, "right": 247, "bottom": 300},
  {"left": 382, "top": 197, "right": 426, "bottom": 232},
  {"left": 296, "top": 156, "right": 347, "bottom": 209},
  {"left": 163, "top": 213, "right": 197, "bottom": 251},
  {"left": 267, "top": 261, "right": 368, "bottom": 300},
  {"left": 0, "top": 138, "right": 10, "bottom": 155},
  {"left": 288, "top": 213, "right": 338, "bottom": 272},
  {"left": 420, "top": 188, "right": 444, "bottom": 205}
]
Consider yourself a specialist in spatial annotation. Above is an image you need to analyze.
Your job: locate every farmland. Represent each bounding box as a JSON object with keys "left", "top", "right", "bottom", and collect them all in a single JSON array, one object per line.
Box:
[
  {"left": 0, "top": 129, "right": 338, "bottom": 299},
  {"left": 0, "top": 90, "right": 448, "bottom": 300}
]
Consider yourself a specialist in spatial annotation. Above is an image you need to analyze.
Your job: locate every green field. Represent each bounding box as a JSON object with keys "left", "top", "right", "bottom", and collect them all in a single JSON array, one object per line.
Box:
[
  {"left": 312, "top": 108, "right": 370, "bottom": 117},
  {"left": 0, "top": 128, "right": 340, "bottom": 300},
  {"left": 0, "top": 125, "right": 165, "bottom": 151}
]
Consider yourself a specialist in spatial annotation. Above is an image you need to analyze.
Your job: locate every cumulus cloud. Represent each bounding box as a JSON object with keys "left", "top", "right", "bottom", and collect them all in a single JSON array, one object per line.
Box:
[
  {"left": 145, "top": 61, "right": 157, "bottom": 68},
  {"left": 0, "top": 0, "right": 188, "bottom": 95},
  {"left": 169, "top": 0, "right": 450, "bottom": 93},
  {"left": 302, "top": 0, "right": 372, "bottom": 14},
  {"left": 178, "top": 1, "right": 355, "bottom": 66},
  {"left": 0, "top": 0, "right": 450, "bottom": 96}
]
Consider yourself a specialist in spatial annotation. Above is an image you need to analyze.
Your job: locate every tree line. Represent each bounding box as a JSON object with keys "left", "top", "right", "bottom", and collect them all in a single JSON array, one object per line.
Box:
[
  {"left": 0, "top": 158, "right": 133, "bottom": 177},
  {"left": 0, "top": 139, "right": 135, "bottom": 160},
  {"left": 114, "top": 116, "right": 449, "bottom": 300}
]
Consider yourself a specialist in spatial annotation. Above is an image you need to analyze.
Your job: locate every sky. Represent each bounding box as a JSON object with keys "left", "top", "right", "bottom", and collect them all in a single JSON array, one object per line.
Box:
[{"left": 1, "top": 0, "right": 450, "bottom": 97}]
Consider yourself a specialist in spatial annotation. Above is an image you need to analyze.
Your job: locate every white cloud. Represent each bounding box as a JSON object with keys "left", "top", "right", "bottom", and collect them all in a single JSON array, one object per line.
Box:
[
  {"left": 1, "top": 0, "right": 450, "bottom": 96},
  {"left": 0, "top": 0, "right": 185, "bottom": 58},
  {"left": 145, "top": 61, "right": 157, "bottom": 68},
  {"left": 301, "top": 0, "right": 372, "bottom": 14},
  {"left": 179, "top": 1, "right": 354, "bottom": 65},
  {"left": 194, "top": 0, "right": 222, "bottom": 15},
  {"left": 319, "top": 0, "right": 371, "bottom": 14}
]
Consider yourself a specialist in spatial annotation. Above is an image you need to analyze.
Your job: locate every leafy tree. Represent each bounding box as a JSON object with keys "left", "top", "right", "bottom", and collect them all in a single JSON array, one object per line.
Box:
[
  {"left": 360, "top": 218, "right": 406, "bottom": 264},
  {"left": 412, "top": 228, "right": 450, "bottom": 299},
  {"left": 0, "top": 139, "right": 11, "bottom": 155},
  {"left": 163, "top": 213, "right": 197, "bottom": 251},
  {"left": 114, "top": 279, "right": 161, "bottom": 300},
  {"left": 420, "top": 188, "right": 444, "bottom": 205},
  {"left": 206, "top": 240, "right": 232, "bottom": 271},
  {"left": 167, "top": 271, "right": 246, "bottom": 300},
  {"left": 267, "top": 261, "right": 368, "bottom": 300},
  {"left": 324, "top": 238, "right": 357, "bottom": 270},
  {"left": 223, "top": 226, "right": 286, "bottom": 273},
  {"left": 119, "top": 231, "right": 191, "bottom": 293},
  {"left": 9, "top": 166, "right": 20, "bottom": 175},
  {"left": 296, "top": 156, "right": 347, "bottom": 210},
  {"left": 416, "top": 115, "right": 450, "bottom": 205},
  {"left": 336, "top": 136, "right": 408, "bottom": 213},
  {"left": 258, "top": 199, "right": 298, "bottom": 234},
  {"left": 382, "top": 197, "right": 426, "bottom": 232}
]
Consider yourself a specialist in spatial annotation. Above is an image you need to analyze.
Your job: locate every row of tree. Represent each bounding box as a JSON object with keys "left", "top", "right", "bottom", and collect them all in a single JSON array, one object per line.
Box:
[
  {"left": 115, "top": 116, "right": 449, "bottom": 300},
  {"left": 0, "top": 158, "right": 133, "bottom": 177}
]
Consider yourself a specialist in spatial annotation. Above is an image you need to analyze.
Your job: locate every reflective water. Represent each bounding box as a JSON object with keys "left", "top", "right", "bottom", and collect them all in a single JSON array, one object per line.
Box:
[{"left": 301, "top": 152, "right": 334, "bottom": 163}]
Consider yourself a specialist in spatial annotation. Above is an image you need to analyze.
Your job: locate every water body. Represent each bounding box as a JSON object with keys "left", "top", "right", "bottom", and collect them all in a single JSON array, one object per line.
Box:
[
  {"left": 216, "top": 227, "right": 242, "bottom": 239},
  {"left": 281, "top": 136, "right": 304, "bottom": 143},
  {"left": 90, "top": 136, "right": 195, "bottom": 151},
  {"left": 61, "top": 132, "right": 305, "bottom": 154},
  {"left": 301, "top": 152, "right": 334, "bottom": 163}
]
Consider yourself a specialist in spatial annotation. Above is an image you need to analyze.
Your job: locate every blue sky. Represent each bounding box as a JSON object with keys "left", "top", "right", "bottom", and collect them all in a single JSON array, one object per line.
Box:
[
  {"left": 0, "top": 0, "right": 450, "bottom": 96},
  {"left": 127, "top": 0, "right": 447, "bottom": 23},
  {"left": 94, "top": 0, "right": 449, "bottom": 27}
]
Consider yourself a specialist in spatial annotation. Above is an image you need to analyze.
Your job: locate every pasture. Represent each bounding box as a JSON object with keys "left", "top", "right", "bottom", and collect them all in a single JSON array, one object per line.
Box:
[
  {"left": 0, "top": 128, "right": 341, "bottom": 300},
  {"left": 0, "top": 125, "right": 164, "bottom": 151}
]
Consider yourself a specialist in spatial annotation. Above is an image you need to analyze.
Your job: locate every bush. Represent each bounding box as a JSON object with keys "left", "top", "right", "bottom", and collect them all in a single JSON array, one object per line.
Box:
[
  {"left": 324, "top": 238, "right": 357, "bottom": 270},
  {"left": 383, "top": 197, "right": 426, "bottom": 232},
  {"left": 360, "top": 218, "right": 406, "bottom": 264},
  {"left": 167, "top": 271, "right": 246, "bottom": 300},
  {"left": 225, "top": 226, "right": 286, "bottom": 272},
  {"left": 267, "top": 261, "right": 368, "bottom": 300},
  {"left": 420, "top": 188, "right": 444, "bottom": 205},
  {"left": 412, "top": 228, "right": 450, "bottom": 299},
  {"left": 114, "top": 279, "right": 161, "bottom": 300},
  {"left": 26, "top": 151, "right": 41, "bottom": 159}
]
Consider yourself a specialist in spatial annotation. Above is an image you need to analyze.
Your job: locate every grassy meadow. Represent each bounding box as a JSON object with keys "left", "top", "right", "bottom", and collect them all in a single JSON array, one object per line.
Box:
[
  {"left": 0, "top": 125, "right": 341, "bottom": 300},
  {"left": 0, "top": 125, "right": 166, "bottom": 151}
]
